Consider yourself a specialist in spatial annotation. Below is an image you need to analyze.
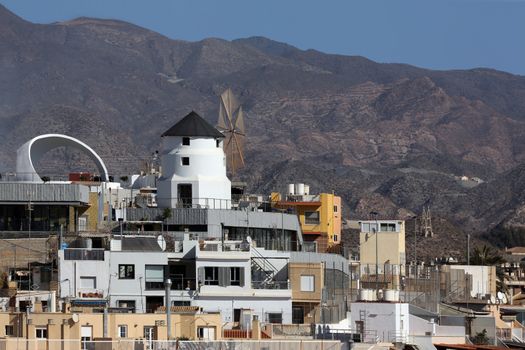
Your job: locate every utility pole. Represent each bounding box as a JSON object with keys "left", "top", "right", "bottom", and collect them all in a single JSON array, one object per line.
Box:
[
  {"left": 27, "top": 191, "right": 33, "bottom": 291},
  {"left": 165, "top": 278, "right": 172, "bottom": 340},
  {"left": 369, "top": 211, "right": 379, "bottom": 297},
  {"left": 467, "top": 233, "right": 471, "bottom": 265}
]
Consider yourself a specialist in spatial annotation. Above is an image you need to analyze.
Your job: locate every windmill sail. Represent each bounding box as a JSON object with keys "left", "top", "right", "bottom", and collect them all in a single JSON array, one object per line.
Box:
[{"left": 217, "top": 89, "right": 246, "bottom": 176}]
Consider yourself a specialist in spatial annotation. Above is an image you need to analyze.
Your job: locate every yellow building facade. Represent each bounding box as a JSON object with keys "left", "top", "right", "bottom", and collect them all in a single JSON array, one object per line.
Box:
[
  {"left": 0, "top": 309, "right": 222, "bottom": 348},
  {"left": 359, "top": 220, "right": 406, "bottom": 267},
  {"left": 272, "top": 191, "right": 341, "bottom": 253}
]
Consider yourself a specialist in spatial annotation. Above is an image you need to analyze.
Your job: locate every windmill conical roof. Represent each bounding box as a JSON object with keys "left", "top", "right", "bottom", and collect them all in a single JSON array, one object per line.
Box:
[{"left": 161, "top": 111, "right": 224, "bottom": 138}]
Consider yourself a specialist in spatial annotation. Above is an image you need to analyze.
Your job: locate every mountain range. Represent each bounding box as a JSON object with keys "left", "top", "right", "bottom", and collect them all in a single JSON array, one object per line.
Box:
[{"left": 2, "top": 4, "right": 525, "bottom": 258}]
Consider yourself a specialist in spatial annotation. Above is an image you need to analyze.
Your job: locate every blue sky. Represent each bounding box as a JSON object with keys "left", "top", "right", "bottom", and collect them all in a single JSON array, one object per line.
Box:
[{"left": 2, "top": 0, "right": 524, "bottom": 75}]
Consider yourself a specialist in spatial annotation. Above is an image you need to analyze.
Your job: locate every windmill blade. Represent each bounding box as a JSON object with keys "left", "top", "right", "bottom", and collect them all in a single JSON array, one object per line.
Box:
[
  {"left": 233, "top": 106, "right": 245, "bottom": 135},
  {"left": 232, "top": 133, "right": 245, "bottom": 166},
  {"left": 217, "top": 104, "right": 228, "bottom": 130}
]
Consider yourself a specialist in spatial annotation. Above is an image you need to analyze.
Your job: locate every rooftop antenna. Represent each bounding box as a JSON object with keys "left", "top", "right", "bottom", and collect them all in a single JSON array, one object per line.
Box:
[
  {"left": 421, "top": 205, "right": 434, "bottom": 238},
  {"left": 217, "top": 88, "right": 246, "bottom": 177}
]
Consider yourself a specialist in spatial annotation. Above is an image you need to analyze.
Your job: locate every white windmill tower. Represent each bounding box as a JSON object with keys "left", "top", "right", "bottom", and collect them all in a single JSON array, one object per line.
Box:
[{"left": 157, "top": 111, "right": 231, "bottom": 209}]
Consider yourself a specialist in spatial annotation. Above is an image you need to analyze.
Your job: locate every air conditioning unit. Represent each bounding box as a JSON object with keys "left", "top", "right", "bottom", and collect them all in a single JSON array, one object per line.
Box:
[{"left": 155, "top": 320, "right": 165, "bottom": 326}]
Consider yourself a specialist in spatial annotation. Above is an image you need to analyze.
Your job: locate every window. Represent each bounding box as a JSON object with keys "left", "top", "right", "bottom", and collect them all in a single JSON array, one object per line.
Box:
[
  {"left": 230, "top": 267, "right": 241, "bottom": 286},
  {"left": 304, "top": 211, "right": 320, "bottom": 225},
  {"left": 216, "top": 139, "right": 220, "bottom": 148},
  {"left": 118, "top": 325, "right": 128, "bottom": 338},
  {"left": 361, "top": 223, "right": 377, "bottom": 233},
  {"left": 182, "top": 137, "right": 190, "bottom": 146},
  {"left": 334, "top": 205, "right": 338, "bottom": 213},
  {"left": 267, "top": 313, "right": 282, "bottom": 324},
  {"left": 197, "top": 327, "right": 215, "bottom": 340},
  {"left": 181, "top": 157, "right": 190, "bottom": 166},
  {"left": 118, "top": 300, "right": 136, "bottom": 312},
  {"left": 5, "top": 325, "right": 14, "bottom": 336},
  {"left": 119, "top": 265, "right": 135, "bottom": 279},
  {"left": 204, "top": 267, "right": 219, "bottom": 285},
  {"left": 80, "top": 277, "right": 96, "bottom": 289},
  {"left": 333, "top": 234, "right": 338, "bottom": 242},
  {"left": 35, "top": 327, "right": 47, "bottom": 339},
  {"left": 300, "top": 275, "right": 315, "bottom": 292},
  {"left": 145, "top": 265, "right": 165, "bottom": 290},
  {"left": 380, "top": 223, "right": 397, "bottom": 232}
]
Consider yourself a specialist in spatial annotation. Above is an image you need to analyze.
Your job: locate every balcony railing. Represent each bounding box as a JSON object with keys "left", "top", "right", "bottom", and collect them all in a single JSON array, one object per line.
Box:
[
  {"left": 252, "top": 280, "right": 289, "bottom": 290},
  {"left": 64, "top": 249, "right": 105, "bottom": 261},
  {"left": 200, "top": 241, "right": 250, "bottom": 252}
]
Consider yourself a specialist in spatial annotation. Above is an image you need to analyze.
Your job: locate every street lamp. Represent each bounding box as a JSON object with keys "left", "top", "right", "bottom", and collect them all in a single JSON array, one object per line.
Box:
[{"left": 369, "top": 211, "right": 379, "bottom": 296}]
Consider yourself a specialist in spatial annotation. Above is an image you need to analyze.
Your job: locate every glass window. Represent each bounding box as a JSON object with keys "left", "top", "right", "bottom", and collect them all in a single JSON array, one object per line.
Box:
[
  {"left": 118, "top": 325, "right": 127, "bottom": 338},
  {"left": 5, "top": 325, "right": 14, "bottom": 336},
  {"left": 204, "top": 267, "right": 219, "bottom": 285},
  {"left": 334, "top": 205, "right": 338, "bottom": 213},
  {"left": 333, "top": 234, "right": 338, "bottom": 242},
  {"left": 304, "top": 211, "right": 320, "bottom": 225},
  {"left": 117, "top": 300, "right": 136, "bottom": 312},
  {"left": 267, "top": 313, "right": 282, "bottom": 324},
  {"left": 300, "top": 275, "right": 315, "bottom": 292},
  {"left": 119, "top": 265, "right": 135, "bottom": 279},
  {"left": 80, "top": 277, "right": 96, "bottom": 289},
  {"left": 380, "top": 223, "right": 397, "bottom": 232},
  {"left": 35, "top": 327, "right": 47, "bottom": 339},
  {"left": 182, "top": 137, "right": 190, "bottom": 146},
  {"left": 145, "top": 265, "right": 165, "bottom": 290},
  {"left": 182, "top": 157, "right": 190, "bottom": 166},
  {"left": 230, "top": 267, "right": 241, "bottom": 286}
]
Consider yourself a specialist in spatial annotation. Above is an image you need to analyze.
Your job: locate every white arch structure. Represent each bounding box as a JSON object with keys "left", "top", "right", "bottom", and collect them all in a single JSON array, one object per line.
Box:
[{"left": 16, "top": 134, "right": 109, "bottom": 182}]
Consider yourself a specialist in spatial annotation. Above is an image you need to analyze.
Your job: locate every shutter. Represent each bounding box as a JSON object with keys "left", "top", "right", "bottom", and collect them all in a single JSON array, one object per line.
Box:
[
  {"left": 198, "top": 267, "right": 204, "bottom": 285},
  {"left": 239, "top": 267, "right": 245, "bottom": 287},
  {"left": 219, "top": 267, "right": 228, "bottom": 287}
]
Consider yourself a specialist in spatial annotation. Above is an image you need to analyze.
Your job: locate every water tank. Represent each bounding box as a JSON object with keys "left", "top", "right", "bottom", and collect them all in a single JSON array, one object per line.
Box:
[
  {"left": 304, "top": 185, "right": 310, "bottom": 195},
  {"left": 384, "top": 289, "right": 398, "bottom": 302},
  {"left": 369, "top": 290, "right": 378, "bottom": 301},
  {"left": 287, "top": 184, "right": 295, "bottom": 195},
  {"left": 360, "top": 289, "right": 370, "bottom": 301},
  {"left": 295, "top": 183, "right": 305, "bottom": 196}
]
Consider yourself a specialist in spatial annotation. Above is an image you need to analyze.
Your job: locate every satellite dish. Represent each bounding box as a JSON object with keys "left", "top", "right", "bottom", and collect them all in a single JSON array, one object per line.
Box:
[
  {"left": 246, "top": 236, "right": 252, "bottom": 244},
  {"left": 157, "top": 236, "right": 166, "bottom": 251},
  {"left": 497, "top": 291, "right": 505, "bottom": 301},
  {"left": 71, "top": 314, "right": 79, "bottom": 323},
  {"left": 217, "top": 88, "right": 246, "bottom": 177},
  {"left": 490, "top": 295, "right": 496, "bottom": 304},
  {"left": 502, "top": 294, "right": 508, "bottom": 304},
  {"left": 470, "top": 290, "right": 477, "bottom": 298}
]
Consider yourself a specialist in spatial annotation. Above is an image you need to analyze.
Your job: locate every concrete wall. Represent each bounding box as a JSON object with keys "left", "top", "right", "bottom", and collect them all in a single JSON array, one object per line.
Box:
[
  {"left": 350, "top": 302, "right": 409, "bottom": 343},
  {"left": 450, "top": 265, "right": 497, "bottom": 297},
  {"left": 289, "top": 262, "right": 323, "bottom": 303}
]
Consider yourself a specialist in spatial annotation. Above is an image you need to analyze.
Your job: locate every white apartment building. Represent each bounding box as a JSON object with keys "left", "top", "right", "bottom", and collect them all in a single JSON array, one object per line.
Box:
[{"left": 58, "top": 235, "right": 293, "bottom": 324}]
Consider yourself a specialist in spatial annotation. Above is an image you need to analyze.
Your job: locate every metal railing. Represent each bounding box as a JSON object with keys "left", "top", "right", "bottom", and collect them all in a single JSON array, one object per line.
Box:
[
  {"left": 199, "top": 241, "right": 250, "bottom": 252},
  {"left": 251, "top": 280, "right": 289, "bottom": 290},
  {"left": 0, "top": 339, "right": 343, "bottom": 350},
  {"left": 64, "top": 248, "right": 105, "bottom": 261}
]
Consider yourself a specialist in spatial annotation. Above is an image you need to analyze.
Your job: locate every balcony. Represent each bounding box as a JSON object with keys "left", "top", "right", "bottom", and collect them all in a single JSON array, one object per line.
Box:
[
  {"left": 64, "top": 248, "right": 105, "bottom": 261},
  {"left": 252, "top": 280, "right": 289, "bottom": 290}
]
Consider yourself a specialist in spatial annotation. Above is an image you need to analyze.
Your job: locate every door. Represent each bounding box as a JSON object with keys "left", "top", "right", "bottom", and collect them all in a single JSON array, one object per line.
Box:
[
  {"left": 177, "top": 184, "right": 192, "bottom": 207},
  {"left": 144, "top": 326, "right": 156, "bottom": 350},
  {"left": 292, "top": 306, "right": 305, "bottom": 324}
]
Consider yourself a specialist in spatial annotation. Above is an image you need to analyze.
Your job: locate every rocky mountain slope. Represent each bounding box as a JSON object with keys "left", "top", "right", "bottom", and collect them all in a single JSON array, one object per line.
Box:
[{"left": 2, "top": 5, "right": 525, "bottom": 258}]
